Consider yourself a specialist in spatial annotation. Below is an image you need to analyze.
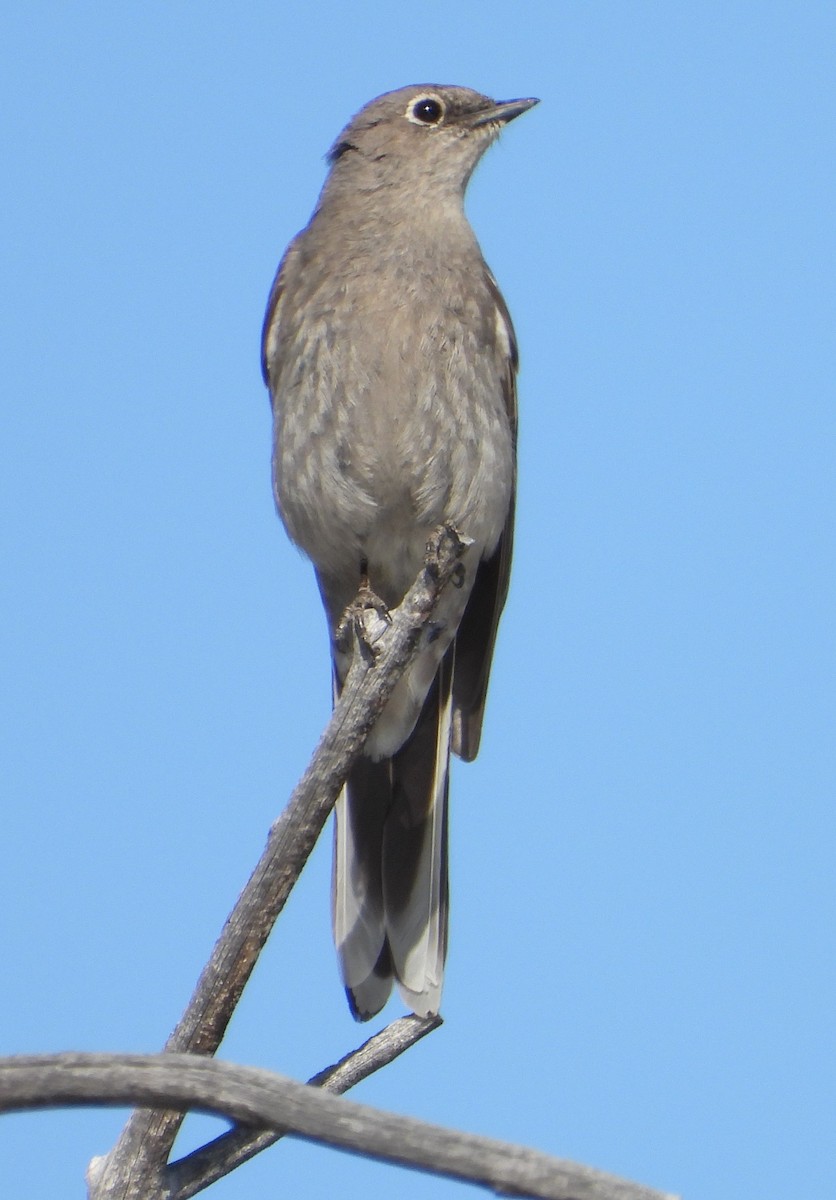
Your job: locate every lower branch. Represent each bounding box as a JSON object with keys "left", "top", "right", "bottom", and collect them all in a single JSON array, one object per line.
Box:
[
  {"left": 164, "top": 1014, "right": 440, "bottom": 1200},
  {"left": 0, "top": 1053, "right": 678, "bottom": 1200}
]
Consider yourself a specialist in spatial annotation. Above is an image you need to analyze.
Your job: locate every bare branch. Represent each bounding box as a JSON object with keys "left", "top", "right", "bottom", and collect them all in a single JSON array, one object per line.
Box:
[
  {"left": 89, "top": 527, "right": 468, "bottom": 1198},
  {"left": 165, "top": 1015, "right": 441, "bottom": 1199},
  {"left": 1, "top": 1053, "right": 678, "bottom": 1200}
]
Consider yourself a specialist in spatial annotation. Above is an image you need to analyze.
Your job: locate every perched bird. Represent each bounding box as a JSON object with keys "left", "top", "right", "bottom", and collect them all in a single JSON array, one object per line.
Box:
[{"left": 262, "top": 84, "right": 537, "bottom": 1020}]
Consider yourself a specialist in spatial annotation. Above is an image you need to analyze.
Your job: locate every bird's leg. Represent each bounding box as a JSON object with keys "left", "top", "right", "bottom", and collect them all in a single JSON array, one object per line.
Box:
[{"left": 335, "top": 559, "right": 392, "bottom": 664}]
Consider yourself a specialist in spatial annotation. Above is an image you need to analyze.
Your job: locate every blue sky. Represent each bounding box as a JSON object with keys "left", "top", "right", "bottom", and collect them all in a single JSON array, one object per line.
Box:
[{"left": 2, "top": 3, "right": 834, "bottom": 1197}]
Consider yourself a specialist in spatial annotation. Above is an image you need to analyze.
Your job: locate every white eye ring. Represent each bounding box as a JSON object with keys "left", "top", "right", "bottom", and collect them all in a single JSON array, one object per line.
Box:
[{"left": 406, "top": 94, "right": 445, "bottom": 127}]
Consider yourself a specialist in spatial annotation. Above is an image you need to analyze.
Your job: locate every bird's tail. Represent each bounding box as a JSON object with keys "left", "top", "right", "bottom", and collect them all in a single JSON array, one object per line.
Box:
[{"left": 332, "top": 655, "right": 452, "bottom": 1020}]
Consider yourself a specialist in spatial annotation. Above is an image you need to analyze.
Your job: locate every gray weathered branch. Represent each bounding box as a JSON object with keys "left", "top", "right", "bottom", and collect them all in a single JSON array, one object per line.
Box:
[
  {"left": 89, "top": 526, "right": 468, "bottom": 1198},
  {"left": 1, "top": 1053, "right": 678, "bottom": 1200},
  {"left": 164, "top": 1014, "right": 441, "bottom": 1200},
  {"left": 7, "top": 523, "right": 675, "bottom": 1200}
]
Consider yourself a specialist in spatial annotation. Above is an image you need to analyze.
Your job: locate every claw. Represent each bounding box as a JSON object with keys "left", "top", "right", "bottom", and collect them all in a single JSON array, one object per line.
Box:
[{"left": 336, "top": 579, "right": 392, "bottom": 662}]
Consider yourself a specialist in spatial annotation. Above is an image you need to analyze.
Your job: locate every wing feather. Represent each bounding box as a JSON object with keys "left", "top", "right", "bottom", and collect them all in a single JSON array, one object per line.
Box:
[
  {"left": 260, "top": 235, "right": 303, "bottom": 390},
  {"left": 451, "top": 265, "right": 519, "bottom": 761}
]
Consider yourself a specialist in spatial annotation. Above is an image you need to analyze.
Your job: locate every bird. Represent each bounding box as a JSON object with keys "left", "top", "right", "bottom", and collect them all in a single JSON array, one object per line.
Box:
[{"left": 261, "top": 84, "right": 537, "bottom": 1020}]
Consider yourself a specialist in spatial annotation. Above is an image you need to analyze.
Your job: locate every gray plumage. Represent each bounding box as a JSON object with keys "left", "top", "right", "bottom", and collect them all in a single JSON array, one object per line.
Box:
[{"left": 261, "top": 84, "right": 536, "bottom": 1019}]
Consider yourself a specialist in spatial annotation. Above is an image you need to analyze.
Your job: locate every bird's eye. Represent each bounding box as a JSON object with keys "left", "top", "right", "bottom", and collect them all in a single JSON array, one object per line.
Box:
[{"left": 410, "top": 97, "right": 444, "bottom": 125}]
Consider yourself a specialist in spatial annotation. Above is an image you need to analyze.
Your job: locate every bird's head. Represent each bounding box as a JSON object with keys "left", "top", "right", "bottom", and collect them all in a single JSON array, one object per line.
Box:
[{"left": 322, "top": 84, "right": 539, "bottom": 201}]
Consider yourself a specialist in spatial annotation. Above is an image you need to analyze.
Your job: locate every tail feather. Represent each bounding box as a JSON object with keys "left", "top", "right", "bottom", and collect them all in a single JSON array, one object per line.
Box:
[
  {"left": 384, "top": 658, "right": 451, "bottom": 1015},
  {"left": 332, "top": 756, "right": 391, "bottom": 999},
  {"left": 345, "top": 941, "right": 393, "bottom": 1023},
  {"left": 332, "top": 653, "right": 453, "bottom": 1021}
]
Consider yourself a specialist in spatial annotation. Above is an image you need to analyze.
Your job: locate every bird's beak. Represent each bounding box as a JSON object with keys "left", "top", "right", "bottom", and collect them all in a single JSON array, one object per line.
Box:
[{"left": 469, "top": 96, "right": 540, "bottom": 128}]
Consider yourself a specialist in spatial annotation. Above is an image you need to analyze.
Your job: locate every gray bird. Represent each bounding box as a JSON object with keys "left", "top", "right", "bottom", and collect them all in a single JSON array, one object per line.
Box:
[{"left": 262, "top": 84, "right": 537, "bottom": 1020}]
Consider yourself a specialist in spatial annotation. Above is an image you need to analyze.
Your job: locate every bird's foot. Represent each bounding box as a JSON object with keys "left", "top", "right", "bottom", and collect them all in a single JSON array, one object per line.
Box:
[{"left": 336, "top": 579, "right": 392, "bottom": 663}]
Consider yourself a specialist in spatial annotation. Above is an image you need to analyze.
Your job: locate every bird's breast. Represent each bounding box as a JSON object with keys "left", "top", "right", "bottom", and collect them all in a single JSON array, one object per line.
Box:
[{"left": 273, "top": 259, "right": 513, "bottom": 603}]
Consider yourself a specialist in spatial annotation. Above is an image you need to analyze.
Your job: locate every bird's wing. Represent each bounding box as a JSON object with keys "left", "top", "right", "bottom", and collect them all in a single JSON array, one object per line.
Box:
[
  {"left": 451, "top": 265, "right": 519, "bottom": 762},
  {"left": 260, "top": 234, "right": 303, "bottom": 391}
]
